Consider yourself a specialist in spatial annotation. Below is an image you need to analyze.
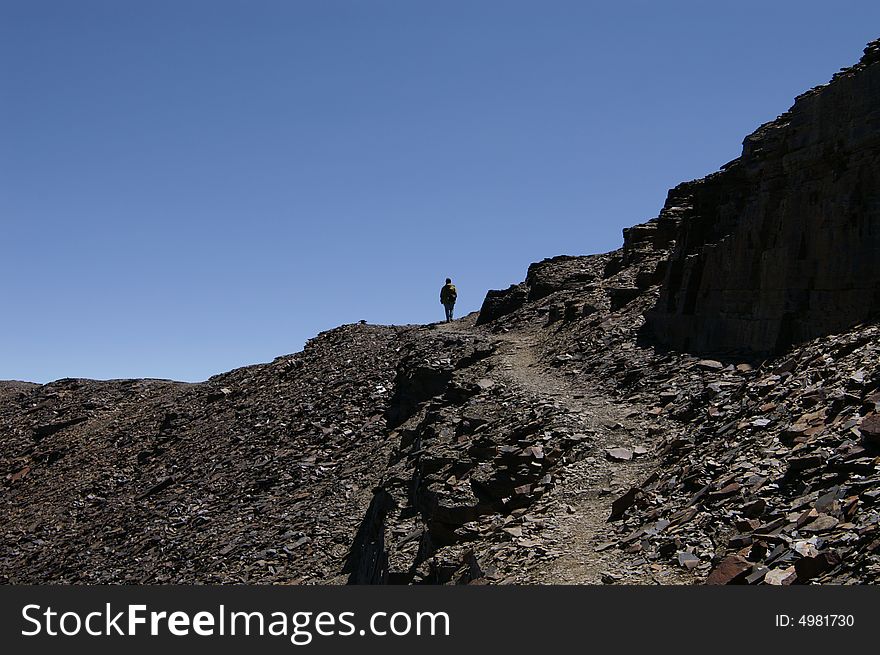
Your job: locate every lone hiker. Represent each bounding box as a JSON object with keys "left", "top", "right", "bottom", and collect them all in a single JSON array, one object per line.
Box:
[{"left": 440, "top": 278, "right": 457, "bottom": 323}]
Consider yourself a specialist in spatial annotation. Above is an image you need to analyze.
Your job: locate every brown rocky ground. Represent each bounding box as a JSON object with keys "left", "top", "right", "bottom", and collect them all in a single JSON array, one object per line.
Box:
[
  {"left": 2, "top": 243, "right": 877, "bottom": 585},
  {"left": 467, "top": 249, "right": 880, "bottom": 585}
]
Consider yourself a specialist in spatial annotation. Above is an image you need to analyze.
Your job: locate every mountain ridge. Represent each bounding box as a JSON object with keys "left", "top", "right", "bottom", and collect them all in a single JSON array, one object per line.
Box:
[{"left": 2, "top": 38, "right": 879, "bottom": 585}]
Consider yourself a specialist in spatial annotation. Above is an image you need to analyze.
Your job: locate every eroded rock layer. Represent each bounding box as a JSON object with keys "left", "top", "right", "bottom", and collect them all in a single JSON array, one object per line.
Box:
[{"left": 646, "top": 40, "right": 880, "bottom": 355}]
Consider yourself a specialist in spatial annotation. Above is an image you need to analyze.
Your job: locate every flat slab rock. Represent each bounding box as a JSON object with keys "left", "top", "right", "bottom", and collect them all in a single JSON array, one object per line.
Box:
[
  {"left": 605, "top": 447, "right": 633, "bottom": 461},
  {"left": 706, "top": 556, "right": 752, "bottom": 585}
]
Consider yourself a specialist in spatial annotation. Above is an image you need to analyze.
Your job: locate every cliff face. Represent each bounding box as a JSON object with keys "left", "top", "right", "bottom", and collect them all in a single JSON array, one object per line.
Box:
[{"left": 646, "top": 40, "right": 880, "bottom": 356}]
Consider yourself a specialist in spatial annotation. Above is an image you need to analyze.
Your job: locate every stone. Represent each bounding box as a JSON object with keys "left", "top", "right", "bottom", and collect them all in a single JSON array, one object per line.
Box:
[
  {"left": 801, "top": 515, "right": 839, "bottom": 533},
  {"left": 764, "top": 567, "right": 797, "bottom": 586},
  {"left": 740, "top": 499, "right": 766, "bottom": 518},
  {"left": 793, "top": 540, "right": 819, "bottom": 558},
  {"left": 606, "top": 447, "right": 633, "bottom": 462},
  {"left": 745, "top": 567, "right": 769, "bottom": 585},
  {"left": 475, "top": 284, "right": 529, "bottom": 325},
  {"left": 476, "top": 378, "right": 496, "bottom": 391},
  {"left": 706, "top": 556, "right": 751, "bottom": 585},
  {"left": 728, "top": 534, "right": 752, "bottom": 549},
  {"left": 860, "top": 413, "right": 880, "bottom": 445},
  {"left": 677, "top": 552, "right": 700, "bottom": 570},
  {"left": 795, "top": 551, "right": 841, "bottom": 582},
  {"left": 710, "top": 482, "right": 741, "bottom": 498},
  {"left": 609, "top": 488, "right": 639, "bottom": 521},
  {"left": 8, "top": 466, "right": 31, "bottom": 483},
  {"left": 787, "top": 454, "right": 825, "bottom": 471}
]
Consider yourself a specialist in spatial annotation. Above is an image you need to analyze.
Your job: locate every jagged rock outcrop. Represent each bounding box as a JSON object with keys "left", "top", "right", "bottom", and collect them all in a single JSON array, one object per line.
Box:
[
  {"left": 646, "top": 39, "right": 880, "bottom": 356},
  {"left": 475, "top": 284, "right": 529, "bottom": 326},
  {"left": 476, "top": 254, "right": 617, "bottom": 326}
]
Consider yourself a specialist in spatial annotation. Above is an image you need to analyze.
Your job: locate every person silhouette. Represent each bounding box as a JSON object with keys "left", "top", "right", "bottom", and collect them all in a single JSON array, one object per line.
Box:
[{"left": 440, "top": 278, "right": 457, "bottom": 323}]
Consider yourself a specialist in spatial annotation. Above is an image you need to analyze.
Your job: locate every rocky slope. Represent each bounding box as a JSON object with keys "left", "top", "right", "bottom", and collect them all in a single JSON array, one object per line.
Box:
[{"left": 2, "top": 39, "right": 879, "bottom": 585}]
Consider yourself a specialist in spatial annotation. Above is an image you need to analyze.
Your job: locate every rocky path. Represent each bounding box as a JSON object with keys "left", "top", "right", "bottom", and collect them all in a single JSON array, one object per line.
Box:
[
  {"left": 431, "top": 318, "right": 672, "bottom": 583},
  {"left": 426, "top": 320, "right": 693, "bottom": 585},
  {"left": 487, "top": 331, "right": 665, "bottom": 583}
]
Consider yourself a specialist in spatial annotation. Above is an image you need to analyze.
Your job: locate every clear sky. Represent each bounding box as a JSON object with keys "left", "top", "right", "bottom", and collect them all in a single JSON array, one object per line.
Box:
[{"left": 2, "top": 1, "right": 878, "bottom": 383}]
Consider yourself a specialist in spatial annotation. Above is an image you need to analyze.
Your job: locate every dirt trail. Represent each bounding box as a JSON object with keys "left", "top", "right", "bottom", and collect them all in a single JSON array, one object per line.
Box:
[
  {"left": 431, "top": 318, "right": 689, "bottom": 584},
  {"left": 489, "top": 331, "right": 663, "bottom": 583}
]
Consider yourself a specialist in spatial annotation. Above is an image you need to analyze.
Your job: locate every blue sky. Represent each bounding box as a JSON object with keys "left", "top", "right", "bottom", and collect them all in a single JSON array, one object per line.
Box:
[{"left": 2, "top": 1, "right": 879, "bottom": 383}]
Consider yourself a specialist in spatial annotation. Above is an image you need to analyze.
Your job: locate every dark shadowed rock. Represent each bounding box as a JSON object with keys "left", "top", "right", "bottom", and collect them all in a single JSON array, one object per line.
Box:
[
  {"left": 476, "top": 284, "right": 529, "bottom": 325},
  {"left": 344, "top": 489, "right": 396, "bottom": 585},
  {"left": 647, "top": 40, "right": 880, "bottom": 356}
]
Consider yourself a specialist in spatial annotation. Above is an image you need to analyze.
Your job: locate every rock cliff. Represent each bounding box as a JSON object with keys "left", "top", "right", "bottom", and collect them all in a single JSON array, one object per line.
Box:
[{"left": 645, "top": 39, "right": 880, "bottom": 355}]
